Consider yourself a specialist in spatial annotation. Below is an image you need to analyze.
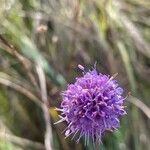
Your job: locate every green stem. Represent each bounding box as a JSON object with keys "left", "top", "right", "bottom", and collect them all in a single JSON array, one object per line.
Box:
[{"left": 95, "top": 141, "right": 100, "bottom": 150}]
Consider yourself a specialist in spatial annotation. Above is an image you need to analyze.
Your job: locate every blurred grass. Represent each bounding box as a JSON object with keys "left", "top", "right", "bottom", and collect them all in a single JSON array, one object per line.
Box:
[{"left": 0, "top": 0, "right": 150, "bottom": 150}]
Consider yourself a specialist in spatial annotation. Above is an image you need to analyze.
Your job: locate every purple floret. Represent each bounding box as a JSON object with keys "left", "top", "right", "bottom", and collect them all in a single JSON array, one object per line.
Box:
[{"left": 56, "top": 65, "right": 126, "bottom": 144}]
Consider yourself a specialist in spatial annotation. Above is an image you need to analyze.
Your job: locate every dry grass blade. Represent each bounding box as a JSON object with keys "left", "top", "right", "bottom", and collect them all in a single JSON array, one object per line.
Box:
[
  {"left": 0, "top": 35, "right": 38, "bottom": 88},
  {"left": 36, "top": 64, "right": 53, "bottom": 150},
  {"left": 113, "top": 0, "right": 150, "bottom": 58},
  {"left": 0, "top": 73, "right": 42, "bottom": 107},
  {"left": 129, "top": 96, "right": 150, "bottom": 119},
  {"left": 121, "top": 15, "right": 150, "bottom": 58},
  {"left": 0, "top": 132, "right": 45, "bottom": 150}
]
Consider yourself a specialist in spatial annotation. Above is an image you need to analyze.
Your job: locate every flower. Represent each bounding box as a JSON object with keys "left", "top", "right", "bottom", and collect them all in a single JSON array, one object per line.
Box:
[{"left": 56, "top": 65, "right": 126, "bottom": 144}]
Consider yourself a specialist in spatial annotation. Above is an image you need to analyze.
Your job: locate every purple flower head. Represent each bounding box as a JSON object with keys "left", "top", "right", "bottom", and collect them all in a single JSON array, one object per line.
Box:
[{"left": 56, "top": 65, "right": 126, "bottom": 144}]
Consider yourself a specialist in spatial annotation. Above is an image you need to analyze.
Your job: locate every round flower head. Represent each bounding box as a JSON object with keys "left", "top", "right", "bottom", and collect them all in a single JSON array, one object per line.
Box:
[{"left": 56, "top": 65, "right": 126, "bottom": 144}]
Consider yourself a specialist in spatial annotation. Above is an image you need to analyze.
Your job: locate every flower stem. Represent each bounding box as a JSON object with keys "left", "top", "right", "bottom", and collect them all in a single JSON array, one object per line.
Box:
[{"left": 95, "top": 140, "right": 100, "bottom": 150}]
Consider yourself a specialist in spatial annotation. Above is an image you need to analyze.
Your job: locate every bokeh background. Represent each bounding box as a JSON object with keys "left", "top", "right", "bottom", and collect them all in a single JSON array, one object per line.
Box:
[{"left": 0, "top": 0, "right": 150, "bottom": 150}]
